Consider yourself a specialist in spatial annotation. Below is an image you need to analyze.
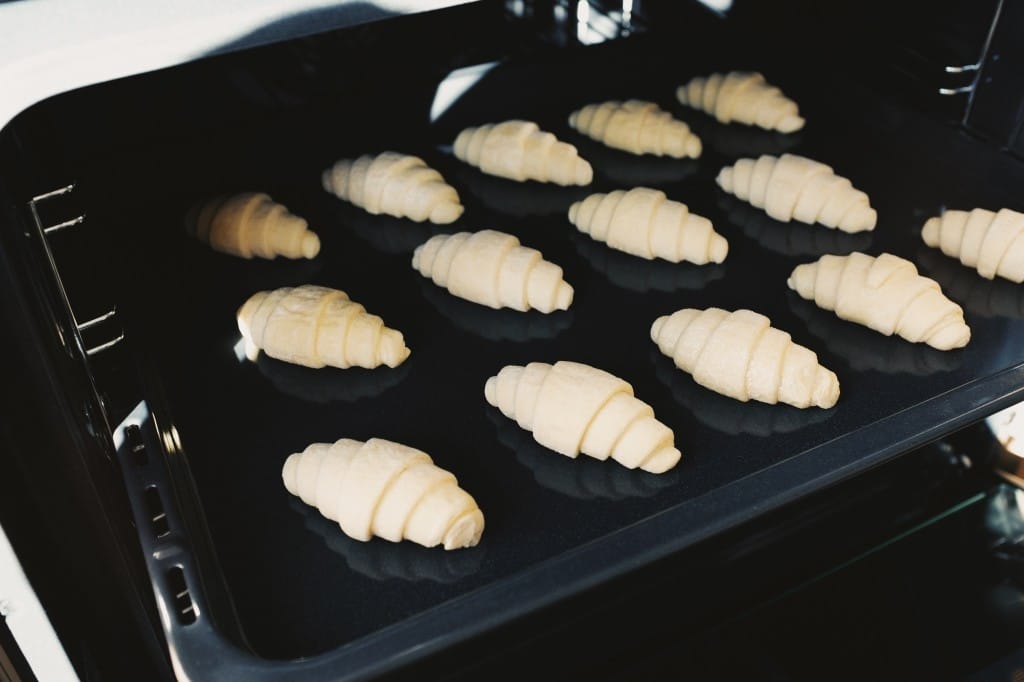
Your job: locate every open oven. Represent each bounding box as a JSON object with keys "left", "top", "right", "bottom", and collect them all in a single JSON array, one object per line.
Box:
[{"left": 4, "top": 1, "right": 1024, "bottom": 680}]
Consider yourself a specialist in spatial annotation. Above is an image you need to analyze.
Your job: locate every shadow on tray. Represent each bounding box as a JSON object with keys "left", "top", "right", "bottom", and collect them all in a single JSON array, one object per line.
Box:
[
  {"left": 485, "top": 407, "right": 678, "bottom": 500},
  {"left": 255, "top": 354, "right": 411, "bottom": 403},
  {"left": 570, "top": 137, "right": 700, "bottom": 188},
  {"left": 916, "top": 247, "right": 1024, "bottom": 320},
  {"left": 716, "top": 194, "right": 873, "bottom": 258},
  {"left": 417, "top": 278, "right": 574, "bottom": 342},
  {"left": 288, "top": 498, "right": 484, "bottom": 583},
  {"left": 787, "top": 294, "right": 963, "bottom": 375},
  {"left": 451, "top": 164, "right": 592, "bottom": 218},
  {"left": 650, "top": 349, "right": 834, "bottom": 437},
  {"left": 571, "top": 231, "right": 725, "bottom": 293}
]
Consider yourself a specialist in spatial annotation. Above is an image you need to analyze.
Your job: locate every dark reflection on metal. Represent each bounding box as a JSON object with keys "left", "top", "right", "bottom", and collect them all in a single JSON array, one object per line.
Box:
[
  {"left": 451, "top": 164, "right": 592, "bottom": 217},
  {"left": 288, "top": 499, "right": 484, "bottom": 583},
  {"left": 255, "top": 355, "right": 410, "bottom": 403},
  {"left": 338, "top": 204, "right": 439, "bottom": 255},
  {"left": 418, "top": 277, "right": 573, "bottom": 342},
  {"left": 486, "top": 407, "right": 678, "bottom": 500},
  {"left": 788, "top": 295, "right": 962, "bottom": 375},
  {"left": 689, "top": 117, "right": 802, "bottom": 158},
  {"left": 650, "top": 349, "right": 832, "bottom": 437},
  {"left": 571, "top": 231, "right": 725, "bottom": 293},
  {"left": 917, "top": 247, "right": 1024, "bottom": 319},
  {"left": 717, "top": 194, "right": 873, "bottom": 258},
  {"left": 571, "top": 136, "right": 699, "bottom": 187}
]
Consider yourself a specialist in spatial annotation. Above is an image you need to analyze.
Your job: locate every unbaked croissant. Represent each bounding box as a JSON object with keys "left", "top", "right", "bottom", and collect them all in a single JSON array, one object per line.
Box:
[
  {"left": 676, "top": 71, "right": 805, "bottom": 133},
  {"left": 568, "top": 187, "right": 728, "bottom": 264},
  {"left": 192, "top": 192, "right": 320, "bottom": 259},
  {"left": 787, "top": 252, "right": 971, "bottom": 350},
  {"left": 412, "top": 230, "right": 573, "bottom": 313},
  {"left": 237, "top": 284, "right": 410, "bottom": 369},
  {"left": 717, "top": 153, "right": 876, "bottom": 233},
  {"left": 568, "top": 99, "right": 702, "bottom": 159},
  {"left": 283, "top": 437, "right": 484, "bottom": 550},
  {"left": 651, "top": 307, "right": 839, "bottom": 408},
  {"left": 322, "top": 152, "right": 464, "bottom": 224},
  {"left": 453, "top": 120, "right": 593, "bottom": 186},
  {"left": 921, "top": 207, "right": 1024, "bottom": 282},
  {"left": 485, "top": 360, "right": 681, "bottom": 473}
]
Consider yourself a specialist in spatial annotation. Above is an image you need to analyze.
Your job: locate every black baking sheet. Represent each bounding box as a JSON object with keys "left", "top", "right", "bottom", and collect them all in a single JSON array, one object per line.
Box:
[{"left": 83, "top": 6, "right": 1024, "bottom": 670}]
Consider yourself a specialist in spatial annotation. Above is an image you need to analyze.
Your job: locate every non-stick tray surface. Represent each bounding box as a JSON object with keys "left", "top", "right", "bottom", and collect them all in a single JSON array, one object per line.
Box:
[{"left": 67, "top": 3, "right": 1024, "bottom": 672}]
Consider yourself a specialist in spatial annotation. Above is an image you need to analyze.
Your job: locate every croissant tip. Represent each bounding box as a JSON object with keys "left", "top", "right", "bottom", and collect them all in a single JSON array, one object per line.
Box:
[
  {"left": 778, "top": 115, "right": 805, "bottom": 133},
  {"left": 282, "top": 453, "right": 301, "bottom": 496},
  {"left": 443, "top": 510, "right": 485, "bottom": 550},
  {"left": 484, "top": 376, "right": 498, "bottom": 407},
  {"left": 641, "top": 447, "right": 682, "bottom": 474},
  {"left": 302, "top": 233, "right": 321, "bottom": 259},
  {"left": 921, "top": 217, "right": 940, "bottom": 245},
  {"left": 650, "top": 315, "right": 667, "bottom": 340}
]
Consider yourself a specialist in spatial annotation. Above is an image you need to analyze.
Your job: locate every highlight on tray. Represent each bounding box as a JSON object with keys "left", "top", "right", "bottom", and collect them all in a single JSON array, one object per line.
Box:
[
  {"left": 486, "top": 408, "right": 678, "bottom": 500},
  {"left": 322, "top": 151, "right": 464, "bottom": 224},
  {"left": 650, "top": 307, "right": 840, "bottom": 410},
  {"left": 412, "top": 229, "right": 574, "bottom": 313},
  {"left": 485, "top": 360, "right": 682, "bottom": 474},
  {"left": 676, "top": 71, "right": 805, "bottom": 133},
  {"left": 283, "top": 437, "right": 485, "bottom": 551},
  {"left": 236, "top": 284, "right": 411, "bottom": 369},
  {"left": 716, "top": 153, "right": 877, "bottom": 233},
  {"left": 568, "top": 99, "right": 702, "bottom": 159},
  {"left": 568, "top": 187, "right": 728, "bottom": 265},
  {"left": 920, "top": 206, "right": 1024, "bottom": 283},
  {"left": 186, "top": 192, "right": 321, "bottom": 260},
  {"left": 452, "top": 119, "right": 594, "bottom": 186},
  {"left": 787, "top": 252, "right": 971, "bottom": 351}
]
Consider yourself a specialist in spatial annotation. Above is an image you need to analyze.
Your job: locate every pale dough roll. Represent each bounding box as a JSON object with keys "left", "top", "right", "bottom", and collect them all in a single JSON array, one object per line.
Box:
[
  {"left": 453, "top": 120, "right": 593, "bottom": 186},
  {"left": 322, "top": 152, "right": 464, "bottom": 224},
  {"left": 484, "top": 360, "right": 681, "bottom": 474},
  {"left": 237, "top": 284, "right": 410, "bottom": 369},
  {"left": 787, "top": 252, "right": 970, "bottom": 350},
  {"left": 568, "top": 188, "right": 728, "bottom": 264},
  {"left": 194, "top": 192, "right": 320, "bottom": 259},
  {"left": 568, "top": 99, "right": 701, "bottom": 159},
  {"left": 921, "top": 207, "right": 1024, "bottom": 283},
  {"left": 676, "top": 71, "right": 804, "bottom": 133},
  {"left": 650, "top": 307, "right": 839, "bottom": 409},
  {"left": 412, "top": 230, "right": 573, "bottom": 313},
  {"left": 283, "top": 438, "right": 484, "bottom": 550},
  {"left": 716, "top": 153, "right": 876, "bottom": 233}
]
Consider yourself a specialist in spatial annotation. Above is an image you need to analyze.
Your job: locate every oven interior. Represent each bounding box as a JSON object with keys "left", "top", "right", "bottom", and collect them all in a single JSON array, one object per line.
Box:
[{"left": 3, "top": 1, "right": 1024, "bottom": 679}]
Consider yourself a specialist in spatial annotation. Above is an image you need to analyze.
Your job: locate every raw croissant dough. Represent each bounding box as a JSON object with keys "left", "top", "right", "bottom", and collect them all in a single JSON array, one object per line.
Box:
[
  {"left": 568, "top": 100, "right": 702, "bottom": 159},
  {"left": 485, "top": 360, "right": 681, "bottom": 473},
  {"left": 237, "top": 284, "right": 410, "bottom": 369},
  {"left": 412, "top": 230, "right": 573, "bottom": 313},
  {"left": 569, "top": 187, "right": 728, "bottom": 264},
  {"left": 283, "top": 437, "right": 484, "bottom": 550},
  {"left": 676, "top": 71, "right": 805, "bottom": 133},
  {"left": 322, "top": 152, "right": 464, "bottom": 224},
  {"left": 787, "top": 252, "right": 971, "bottom": 350},
  {"left": 717, "top": 153, "right": 876, "bottom": 233},
  {"left": 193, "top": 192, "right": 320, "bottom": 259},
  {"left": 650, "top": 307, "right": 839, "bottom": 409},
  {"left": 921, "top": 207, "right": 1024, "bottom": 283},
  {"left": 453, "top": 120, "right": 593, "bottom": 186}
]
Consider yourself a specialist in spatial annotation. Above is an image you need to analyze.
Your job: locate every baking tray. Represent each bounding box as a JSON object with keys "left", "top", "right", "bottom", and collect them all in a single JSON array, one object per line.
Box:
[{"left": 35, "top": 2, "right": 1024, "bottom": 679}]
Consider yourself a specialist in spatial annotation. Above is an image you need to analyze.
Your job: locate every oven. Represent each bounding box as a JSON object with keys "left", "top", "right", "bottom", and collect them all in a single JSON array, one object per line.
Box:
[{"left": 3, "top": 1, "right": 1024, "bottom": 680}]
